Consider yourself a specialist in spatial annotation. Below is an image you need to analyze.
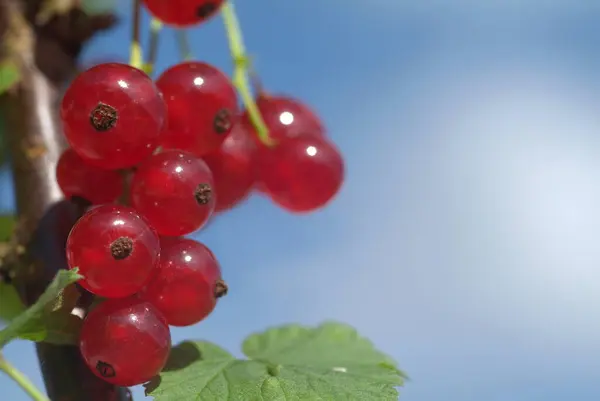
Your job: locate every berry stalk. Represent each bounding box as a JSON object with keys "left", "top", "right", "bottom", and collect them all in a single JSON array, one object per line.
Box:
[
  {"left": 176, "top": 29, "right": 193, "bottom": 61},
  {"left": 0, "top": 353, "right": 49, "bottom": 401},
  {"left": 129, "top": 0, "right": 144, "bottom": 69},
  {"left": 220, "top": 2, "right": 274, "bottom": 146},
  {"left": 144, "top": 19, "right": 163, "bottom": 75}
]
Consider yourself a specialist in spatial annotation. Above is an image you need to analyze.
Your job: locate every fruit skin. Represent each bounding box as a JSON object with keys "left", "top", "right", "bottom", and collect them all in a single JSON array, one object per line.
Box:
[
  {"left": 241, "top": 94, "right": 325, "bottom": 148},
  {"left": 143, "top": 0, "right": 224, "bottom": 27},
  {"left": 257, "top": 135, "right": 345, "bottom": 212},
  {"left": 79, "top": 297, "right": 171, "bottom": 386},
  {"left": 202, "top": 123, "right": 258, "bottom": 212},
  {"left": 130, "top": 150, "right": 215, "bottom": 236},
  {"left": 156, "top": 61, "right": 238, "bottom": 156},
  {"left": 56, "top": 148, "right": 123, "bottom": 204},
  {"left": 60, "top": 63, "right": 166, "bottom": 169},
  {"left": 140, "top": 237, "right": 224, "bottom": 327},
  {"left": 66, "top": 204, "right": 160, "bottom": 298}
]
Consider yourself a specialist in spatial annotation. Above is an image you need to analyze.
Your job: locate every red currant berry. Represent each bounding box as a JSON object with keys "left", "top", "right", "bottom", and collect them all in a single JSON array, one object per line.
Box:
[
  {"left": 140, "top": 238, "right": 226, "bottom": 327},
  {"left": 66, "top": 205, "right": 160, "bottom": 298},
  {"left": 130, "top": 151, "right": 215, "bottom": 236},
  {"left": 257, "top": 135, "right": 345, "bottom": 212},
  {"left": 203, "top": 124, "right": 258, "bottom": 212},
  {"left": 143, "top": 0, "right": 224, "bottom": 27},
  {"left": 60, "top": 63, "right": 166, "bottom": 169},
  {"left": 56, "top": 148, "right": 123, "bottom": 204},
  {"left": 79, "top": 297, "right": 171, "bottom": 386},
  {"left": 241, "top": 94, "right": 325, "bottom": 147},
  {"left": 156, "top": 61, "right": 238, "bottom": 156}
]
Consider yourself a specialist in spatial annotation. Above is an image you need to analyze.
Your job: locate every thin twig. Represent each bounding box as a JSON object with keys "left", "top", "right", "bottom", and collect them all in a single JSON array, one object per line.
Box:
[
  {"left": 129, "top": 0, "right": 143, "bottom": 69},
  {"left": 132, "top": 0, "right": 141, "bottom": 46},
  {"left": 220, "top": 1, "right": 273, "bottom": 145},
  {"left": 175, "top": 29, "right": 193, "bottom": 61},
  {"left": 144, "top": 19, "right": 162, "bottom": 75},
  {"left": 0, "top": 354, "right": 49, "bottom": 401}
]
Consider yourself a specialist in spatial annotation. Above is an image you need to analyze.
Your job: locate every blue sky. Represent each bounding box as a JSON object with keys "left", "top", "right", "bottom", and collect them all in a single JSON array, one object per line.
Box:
[{"left": 2, "top": 1, "right": 600, "bottom": 400}]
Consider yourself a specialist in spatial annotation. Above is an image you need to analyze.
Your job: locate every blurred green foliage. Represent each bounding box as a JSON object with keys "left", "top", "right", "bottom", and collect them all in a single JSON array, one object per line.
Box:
[{"left": 80, "top": 0, "right": 117, "bottom": 15}]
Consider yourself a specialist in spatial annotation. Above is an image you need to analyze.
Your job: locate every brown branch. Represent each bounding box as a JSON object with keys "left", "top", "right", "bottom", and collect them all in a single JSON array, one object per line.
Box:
[{"left": 0, "top": 0, "right": 129, "bottom": 400}]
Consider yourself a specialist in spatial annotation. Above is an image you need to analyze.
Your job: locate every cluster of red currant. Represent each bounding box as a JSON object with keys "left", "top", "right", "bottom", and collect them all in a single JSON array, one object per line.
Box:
[{"left": 55, "top": 0, "right": 345, "bottom": 389}]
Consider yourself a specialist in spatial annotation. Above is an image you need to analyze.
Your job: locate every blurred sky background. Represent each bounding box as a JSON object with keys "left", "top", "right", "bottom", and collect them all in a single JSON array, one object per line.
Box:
[{"left": 2, "top": 0, "right": 600, "bottom": 400}]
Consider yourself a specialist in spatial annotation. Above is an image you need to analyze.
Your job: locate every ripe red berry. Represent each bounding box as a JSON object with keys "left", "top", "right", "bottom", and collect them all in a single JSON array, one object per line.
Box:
[
  {"left": 56, "top": 148, "right": 123, "bottom": 204},
  {"left": 140, "top": 238, "right": 226, "bottom": 327},
  {"left": 241, "top": 94, "right": 325, "bottom": 147},
  {"left": 66, "top": 205, "right": 160, "bottom": 298},
  {"left": 130, "top": 150, "right": 215, "bottom": 236},
  {"left": 143, "top": 0, "right": 224, "bottom": 27},
  {"left": 202, "top": 123, "right": 258, "bottom": 212},
  {"left": 156, "top": 61, "right": 238, "bottom": 156},
  {"left": 257, "top": 135, "right": 344, "bottom": 212},
  {"left": 60, "top": 63, "right": 166, "bottom": 169},
  {"left": 79, "top": 297, "right": 171, "bottom": 386}
]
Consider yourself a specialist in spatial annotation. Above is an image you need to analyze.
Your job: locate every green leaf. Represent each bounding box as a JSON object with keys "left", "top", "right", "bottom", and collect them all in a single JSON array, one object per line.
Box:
[
  {"left": 0, "top": 269, "right": 82, "bottom": 347},
  {"left": 0, "top": 283, "right": 25, "bottom": 322},
  {"left": 17, "top": 283, "right": 83, "bottom": 344},
  {"left": 45, "top": 282, "right": 80, "bottom": 313},
  {"left": 39, "top": 283, "right": 82, "bottom": 344},
  {"left": 0, "top": 215, "right": 16, "bottom": 242},
  {"left": 17, "top": 311, "right": 83, "bottom": 345},
  {"left": 13, "top": 281, "right": 83, "bottom": 344},
  {"left": 15, "top": 321, "right": 46, "bottom": 342},
  {"left": 0, "top": 60, "right": 21, "bottom": 95},
  {"left": 145, "top": 322, "right": 405, "bottom": 401}
]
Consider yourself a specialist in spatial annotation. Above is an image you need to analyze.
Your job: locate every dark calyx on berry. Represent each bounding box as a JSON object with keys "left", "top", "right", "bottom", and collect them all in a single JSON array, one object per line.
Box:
[
  {"left": 213, "top": 108, "right": 232, "bottom": 134},
  {"left": 196, "top": 2, "right": 217, "bottom": 18},
  {"left": 96, "top": 361, "right": 116, "bottom": 378},
  {"left": 90, "top": 102, "right": 118, "bottom": 131},
  {"left": 110, "top": 237, "right": 134, "bottom": 260},
  {"left": 194, "top": 183, "right": 212, "bottom": 205},
  {"left": 214, "top": 279, "right": 228, "bottom": 298}
]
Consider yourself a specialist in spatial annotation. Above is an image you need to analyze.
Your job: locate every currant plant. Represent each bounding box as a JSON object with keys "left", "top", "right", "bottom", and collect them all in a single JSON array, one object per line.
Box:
[{"left": 0, "top": 0, "right": 405, "bottom": 400}]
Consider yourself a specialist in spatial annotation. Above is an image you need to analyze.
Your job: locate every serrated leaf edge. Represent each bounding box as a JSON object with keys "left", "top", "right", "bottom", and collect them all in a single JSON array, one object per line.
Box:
[
  {"left": 0, "top": 269, "right": 82, "bottom": 347},
  {"left": 147, "top": 322, "right": 406, "bottom": 400}
]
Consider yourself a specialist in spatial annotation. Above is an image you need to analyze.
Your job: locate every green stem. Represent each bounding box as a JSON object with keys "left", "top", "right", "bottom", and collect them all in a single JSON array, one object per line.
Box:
[
  {"left": 143, "top": 18, "right": 163, "bottom": 75},
  {"left": 221, "top": 2, "right": 274, "bottom": 146},
  {"left": 0, "top": 353, "right": 49, "bottom": 401},
  {"left": 129, "top": 0, "right": 144, "bottom": 69},
  {"left": 175, "top": 30, "right": 193, "bottom": 61}
]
